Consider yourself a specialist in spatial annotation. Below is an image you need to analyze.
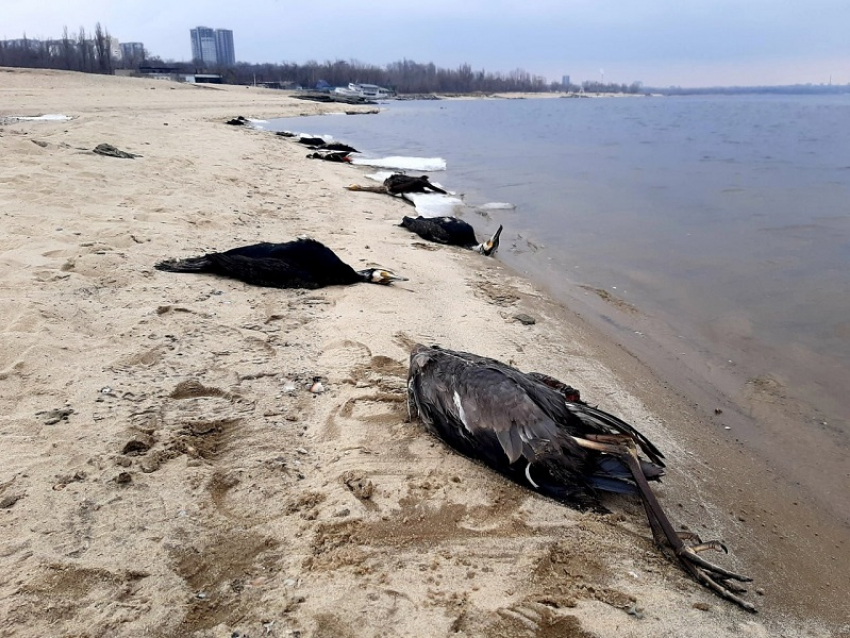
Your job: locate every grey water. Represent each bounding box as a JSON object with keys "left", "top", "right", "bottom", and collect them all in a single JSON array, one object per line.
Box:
[{"left": 265, "top": 95, "right": 850, "bottom": 521}]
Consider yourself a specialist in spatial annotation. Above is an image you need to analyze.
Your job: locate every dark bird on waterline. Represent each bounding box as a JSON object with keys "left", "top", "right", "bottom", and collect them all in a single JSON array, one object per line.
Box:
[
  {"left": 297, "top": 136, "right": 327, "bottom": 146},
  {"left": 297, "top": 137, "right": 359, "bottom": 153},
  {"left": 385, "top": 173, "right": 448, "bottom": 195},
  {"left": 400, "top": 216, "right": 503, "bottom": 256},
  {"left": 407, "top": 344, "right": 756, "bottom": 612},
  {"left": 307, "top": 149, "right": 353, "bottom": 162},
  {"left": 346, "top": 173, "right": 448, "bottom": 196},
  {"left": 154, "top": 238, "right": 407, "bottom": 289}
]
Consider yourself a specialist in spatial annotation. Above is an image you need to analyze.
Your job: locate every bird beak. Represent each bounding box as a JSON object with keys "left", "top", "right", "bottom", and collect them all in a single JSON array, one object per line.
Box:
[
  {"left": 481, "top": 225, "right": 503, "bottom": 256},
  {"left": 382, "top": 271, "right": 409, "bottom": 284}
]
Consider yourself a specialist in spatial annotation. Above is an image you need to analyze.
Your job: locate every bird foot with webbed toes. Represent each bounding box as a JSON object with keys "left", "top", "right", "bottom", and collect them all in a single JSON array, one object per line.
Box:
[{"left": 573, "top": 435, "right": 758, "bottom": 613}]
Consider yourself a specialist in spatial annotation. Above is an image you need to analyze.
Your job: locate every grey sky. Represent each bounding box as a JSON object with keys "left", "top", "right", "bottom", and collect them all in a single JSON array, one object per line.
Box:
[{"left": 4, "top": 0, "right": 848, "bottom": 87}]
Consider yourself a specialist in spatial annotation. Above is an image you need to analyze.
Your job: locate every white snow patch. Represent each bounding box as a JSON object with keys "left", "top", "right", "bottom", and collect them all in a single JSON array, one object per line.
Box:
[
  {"left": 351, "top": 156, "right": 447, "bottom": 171},
  {"left": 478, "top": 202, "right": 516, "bottom": 211},
  {"left": 5, "top": 113, "right": 72, "bottom": 121},
  {"left": 403, "top": 193, "right": 465, "bottom": 218}
]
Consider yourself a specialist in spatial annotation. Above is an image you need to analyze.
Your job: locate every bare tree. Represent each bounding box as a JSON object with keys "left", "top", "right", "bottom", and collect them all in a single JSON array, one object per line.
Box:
[
  {"left": 60, "top": 26, "right": 74, "bottom": 70},
  {"left": 76, "top": 26, "right": 91, "bottom": 72},
  {"left": 94, "top": 22, "right": 111, "bottom": 74}
]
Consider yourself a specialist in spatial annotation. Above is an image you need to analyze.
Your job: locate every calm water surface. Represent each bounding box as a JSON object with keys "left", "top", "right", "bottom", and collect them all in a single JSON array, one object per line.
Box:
[{"left": 265, "top": 95, "right": 850, "bottom": 519}]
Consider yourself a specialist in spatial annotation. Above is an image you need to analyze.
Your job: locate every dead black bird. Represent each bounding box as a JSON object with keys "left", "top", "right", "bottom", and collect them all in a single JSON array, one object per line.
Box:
[
  {"left": 154, "top": 238, "right": 407, "bottom": 289},
  {"left": 307, "top": 149, "right": 353, "bottom": 163},
  {"left": 400, "top": 216, "right": 503, "bottom": 256},
  {"left": 297, "top": 137, "right": 359, "bottom": 154},
  {"left": 346, "top": 173, "right": 448, "bottom": 196},
  {"left": 225, "top": 116, "right": 248, "bottom": 126},
  {"left": 385, "top": 174, "right": 447, "bottom": 195},
  {"left": 323, "top": 142, "right": 359, "bottom": 153},
  {"left": 297, "top": 136, "right": 327, "bottom": 146},
  {"left": 407, "top": 344, "right": 756, "bottom": 612}
]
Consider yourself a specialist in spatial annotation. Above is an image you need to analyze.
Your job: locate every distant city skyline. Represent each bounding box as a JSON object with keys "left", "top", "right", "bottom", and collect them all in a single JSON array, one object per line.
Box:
[{"left": 2, "top": 1, "right": 849, "bottom": 87}]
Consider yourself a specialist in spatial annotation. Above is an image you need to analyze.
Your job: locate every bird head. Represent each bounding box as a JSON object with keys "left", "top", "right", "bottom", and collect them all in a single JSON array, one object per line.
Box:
[
  {"left": 357, "top": 268, "right": 409, "bottom": 285},
  {"left": 345, "top": 184, "right": 364, "bottom": 191},
  {"left": 476, "top": 224, "right": 503, "bottom": 256}
]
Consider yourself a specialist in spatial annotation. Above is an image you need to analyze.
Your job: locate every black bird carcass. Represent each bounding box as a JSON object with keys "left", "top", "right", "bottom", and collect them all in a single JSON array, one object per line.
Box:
[
  {"left": 155, "top": 238, "right": 407, "bottom": 289},
  {"left": 384, "top": 173, "right": 448, "bottom": 195},
  {"left": 306, "top": 149, "right": 353, "bottom": 163},
  {"left": 297, "top": 136, "right": 359, "bottom": 154},
  {"left": 406, "top": 344, "right": 756, "bottom": 612},
  {"left": 400, "top": 216, "right": 503, "bottom": 256},
  {"left": 346, "top": 172, "right": 448, "bottom": 196}
]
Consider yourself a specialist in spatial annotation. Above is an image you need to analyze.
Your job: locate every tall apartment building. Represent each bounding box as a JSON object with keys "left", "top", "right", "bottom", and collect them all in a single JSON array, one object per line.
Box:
[
  {"left": 120, "top": 42, "right": 145, "bottom": 58},
  {"left": 215, "top": 29, "right": 235, "bottom": 66},
  {"left": 190, "top": 26, "right": 217, "bottom": 63},
  {"left": 190, "top": 26, "right": 235, "bottom": 66}
]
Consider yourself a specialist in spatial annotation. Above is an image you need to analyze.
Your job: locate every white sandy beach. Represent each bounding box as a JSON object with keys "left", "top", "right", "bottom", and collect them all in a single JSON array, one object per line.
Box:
[{"left": 0, "top": 67, "right": 845, "bottom": 637}]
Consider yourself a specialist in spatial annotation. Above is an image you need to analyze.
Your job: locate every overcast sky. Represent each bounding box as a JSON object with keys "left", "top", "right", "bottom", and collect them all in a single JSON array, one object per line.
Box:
[{"left": 3, "top": 0, "right": 848, "bottom": 87}]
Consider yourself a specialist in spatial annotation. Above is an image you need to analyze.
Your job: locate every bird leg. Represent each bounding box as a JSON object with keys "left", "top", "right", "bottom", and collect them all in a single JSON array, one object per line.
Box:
[{"left": 572, "top": 435, "right": 757, "bottom": 613}]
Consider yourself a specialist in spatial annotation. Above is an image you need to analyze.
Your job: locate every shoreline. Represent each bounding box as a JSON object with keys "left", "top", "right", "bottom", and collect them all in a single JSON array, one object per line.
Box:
[
  {"left": 271, "top": 96, "right": 850, "bottom": 622},
  {"left": 266, "top": 98, "right": 850, "bottom": 623},
  {"left": 0, "top": 67, "right": 844, "bottom": 637}
]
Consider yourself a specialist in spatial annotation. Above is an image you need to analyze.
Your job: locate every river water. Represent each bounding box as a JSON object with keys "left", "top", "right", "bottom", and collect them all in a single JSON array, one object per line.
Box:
[{"left": 263, "top": 94, "right": 850, "bottom": 527}]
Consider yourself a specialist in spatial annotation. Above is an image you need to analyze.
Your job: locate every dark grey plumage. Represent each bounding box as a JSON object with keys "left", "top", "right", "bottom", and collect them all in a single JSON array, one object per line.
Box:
[
  {"left": 407, "top": 344, "right": 756, "bottom": 612},
  {"left": 306, "top": 149, "right": 352, "bottom": 162},
  {"left": 346, "top": 173, "right": 447, "bottom": 196},
  {"left": 155, "top": 238, "right": 406, "bottom": 289},
  {"left": 297, "top": 137, "right": 359, "bottom": 153},
  {"left": 384, "top": 173, "right": 447, "bottom": 195},
  {"left": 407, "top": 344, "right": 663, "bottom": 508},
  {"left": 400, "top": 217, "right": 502, "bottom": 256}
]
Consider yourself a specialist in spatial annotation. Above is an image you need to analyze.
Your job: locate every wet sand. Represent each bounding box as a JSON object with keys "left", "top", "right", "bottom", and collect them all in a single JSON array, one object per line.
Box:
[
  {"left": 526, "top": 277, "right": 850, "bottom": 627},
  {"left": 0, "top": 67, "right": 846, "bottom": 637}
]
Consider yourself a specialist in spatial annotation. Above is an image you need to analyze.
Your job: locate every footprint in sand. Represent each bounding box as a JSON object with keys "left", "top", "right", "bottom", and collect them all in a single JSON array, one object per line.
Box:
[
  {"left": 125, "top": 380, "right": 252, "bottom": 473},
  {"left": 13, "top": 565, "right": 152, "bottom": 631},
  {"left": 317, "top": 339, "right": 408, "bottom": 391},
  {"left": 316, "top": 340, "right": 373, "bottom": 384}
]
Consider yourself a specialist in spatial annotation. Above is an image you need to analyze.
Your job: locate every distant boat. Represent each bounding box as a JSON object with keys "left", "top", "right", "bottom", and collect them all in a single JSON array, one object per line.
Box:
[{"left": 333, "top": 83, "right": 393, "bottom": 100}]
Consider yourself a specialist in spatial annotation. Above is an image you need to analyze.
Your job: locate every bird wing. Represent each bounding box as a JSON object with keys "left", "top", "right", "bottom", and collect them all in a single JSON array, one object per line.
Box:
[
  {"left": 400, "top": 217, "right": 453, "bottom": 244},
  {"left": 209, "top": 253, "right": 323, "bottom": 289},
  {"left": 409, "top": 348, "right": 584, "bottom": 465},
  {"left": 410, "top": 345, "right": 664, "bottom": 464}
]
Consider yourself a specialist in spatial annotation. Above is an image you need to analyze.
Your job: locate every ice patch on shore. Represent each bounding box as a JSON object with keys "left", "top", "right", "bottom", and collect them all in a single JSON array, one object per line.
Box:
[
  {"left": 351, "top": 156, "right": 447, "bottom": 171},
  {"left": 478, "top": 202, "right": 516, "bottom": 211},
  {"left": 4, "top": 113, "right": 72, "bottom": 121},
  {"left": 403, "top": 193, "right": 465, "bottom": 218}
]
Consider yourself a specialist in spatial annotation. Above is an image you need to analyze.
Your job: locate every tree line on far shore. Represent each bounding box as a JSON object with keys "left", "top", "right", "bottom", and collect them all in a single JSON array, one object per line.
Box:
[
  {"left": 0, "top": 24, "right": 647, "bottom": 95},
  {"left": 0, "top": 24, "right": 120, "bottom": 75}
]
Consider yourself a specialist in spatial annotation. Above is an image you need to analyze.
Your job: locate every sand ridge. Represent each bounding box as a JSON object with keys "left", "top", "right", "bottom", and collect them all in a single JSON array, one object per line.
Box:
[{"left": 0, "top": 67, "right": 842, "bottom": 637}]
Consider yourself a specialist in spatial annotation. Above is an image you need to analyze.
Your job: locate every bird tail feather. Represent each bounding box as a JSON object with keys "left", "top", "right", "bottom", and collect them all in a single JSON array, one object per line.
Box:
[
  {"left": 585, "top": 455, "right": 664, "bottom": 495},
  {"left": 154, "top": 256, "right": 213, "bottom": 273}
]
